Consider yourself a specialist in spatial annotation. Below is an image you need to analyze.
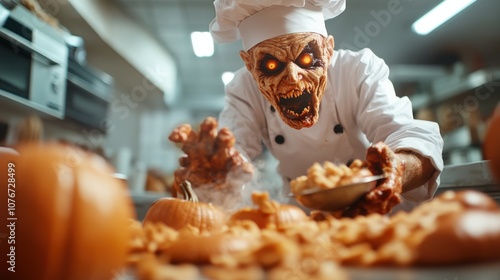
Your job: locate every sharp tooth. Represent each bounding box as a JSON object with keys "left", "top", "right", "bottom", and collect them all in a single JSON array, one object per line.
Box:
[
  {"left": 286, "top": 91, "right": 302, "bottom": 98},
  {"left": 299, "top": 106, "right": 310, "bottom": 116},
  {"left": 287, "top": 109, "right": 298, "bottom": 117}
]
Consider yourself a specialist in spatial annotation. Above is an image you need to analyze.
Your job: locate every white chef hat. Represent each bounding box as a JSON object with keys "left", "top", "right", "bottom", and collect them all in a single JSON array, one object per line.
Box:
[{"left": 209, "top": 0, "right": 346, "bottom": 51}]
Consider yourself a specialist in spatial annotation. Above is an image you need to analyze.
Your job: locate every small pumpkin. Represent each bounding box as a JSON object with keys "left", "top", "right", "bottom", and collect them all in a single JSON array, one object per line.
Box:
[
  {"left": 143, "top": 181, "right": 226, "bottom": 232},
  {"left": 0, "top": 143, "right": 134, "bottom": 280},
  {"left": 230, "top": 192, "right": 308, "bottom": 229}
]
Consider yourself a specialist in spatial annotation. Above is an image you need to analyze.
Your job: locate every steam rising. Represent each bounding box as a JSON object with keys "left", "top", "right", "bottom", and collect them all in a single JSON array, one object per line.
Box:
[{"left": 191, "top": 152, "right": 291, "bottom": 212}]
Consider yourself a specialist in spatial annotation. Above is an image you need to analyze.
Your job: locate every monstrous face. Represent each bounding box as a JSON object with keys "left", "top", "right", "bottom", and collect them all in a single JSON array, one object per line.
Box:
[{"left": 240, "top": 32, "right": 335, "bottom": 129}]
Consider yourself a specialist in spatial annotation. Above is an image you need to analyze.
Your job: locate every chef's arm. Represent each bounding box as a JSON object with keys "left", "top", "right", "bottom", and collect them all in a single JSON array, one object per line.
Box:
[{"left": 396, "top": 150, "right": 436, "bottom": 193}]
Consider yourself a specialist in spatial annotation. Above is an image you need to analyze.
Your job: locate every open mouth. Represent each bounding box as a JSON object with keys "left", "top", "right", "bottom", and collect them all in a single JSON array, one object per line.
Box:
[{"left": 279, "top": 90, "right": 313, "bottom": 120}]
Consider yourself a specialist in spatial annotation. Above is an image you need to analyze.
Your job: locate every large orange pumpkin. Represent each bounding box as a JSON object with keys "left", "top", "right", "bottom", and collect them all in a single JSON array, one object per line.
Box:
[
  {"left": 483, "top": 106, "right": 500, "bottom": 182},
  {"left": 143, "top": 181, "right": 226, "bottom": 232},
  {"left": 0, "top": 143, "right": 134, "bottom": 280}
]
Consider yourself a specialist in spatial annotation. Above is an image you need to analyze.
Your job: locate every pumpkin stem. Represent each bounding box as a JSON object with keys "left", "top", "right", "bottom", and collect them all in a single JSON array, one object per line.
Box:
[{"left": 180, "top": 180, "right": 199, "bottom": 202}]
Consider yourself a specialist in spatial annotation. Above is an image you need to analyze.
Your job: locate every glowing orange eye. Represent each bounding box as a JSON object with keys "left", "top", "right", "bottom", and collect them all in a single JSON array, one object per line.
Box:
[
  {"left": 265, "top": 59, "right": 279, "bottom": 71},
  {"left": 260, "top": 56, "right": 284, "bottom": 75},
  {"left": 297, "top": 53, "right": 314, "bottom": 68}
]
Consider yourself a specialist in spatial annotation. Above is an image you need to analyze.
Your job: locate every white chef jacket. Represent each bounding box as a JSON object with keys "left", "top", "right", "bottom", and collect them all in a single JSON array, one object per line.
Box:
[{"left": 219, "top": 48, "right": 444, "bottom": 213}]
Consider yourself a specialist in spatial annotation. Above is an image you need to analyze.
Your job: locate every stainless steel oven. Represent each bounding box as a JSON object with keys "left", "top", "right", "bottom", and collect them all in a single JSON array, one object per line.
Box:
[
  {"left": 65, "top": 59, "right": 113, "bottom": 132},
  {"left": 0, "top": 4, "right": 67, "bottom": 118}
]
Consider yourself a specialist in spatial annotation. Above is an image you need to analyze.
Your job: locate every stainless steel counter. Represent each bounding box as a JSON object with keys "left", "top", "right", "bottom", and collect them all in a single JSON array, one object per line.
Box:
[
  {"left": 118, "top": 261, "right": 500, "bottom": 280},
  {"left": 346, "top": 261, "right": 500, "bottom": 280},
  {"left": 437, "top": 160, "right": 500, "bottom": 204}
]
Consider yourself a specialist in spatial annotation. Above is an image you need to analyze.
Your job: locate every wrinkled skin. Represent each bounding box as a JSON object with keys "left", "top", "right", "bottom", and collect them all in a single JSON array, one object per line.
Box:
[
  {"left": 168, "top": 117, "right": 253, "bottom": 209},
  {"left": 240, "top": 32, "right": 335, "bottom": 129},
  {"left": 341, "top": 142, "right": 404, "bottom": 217},
  {"left": 327, "top": 142, "right": 435, "bottom": 217}
]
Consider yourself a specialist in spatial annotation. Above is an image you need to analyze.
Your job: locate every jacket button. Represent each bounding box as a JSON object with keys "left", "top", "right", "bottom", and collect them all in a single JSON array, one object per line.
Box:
[
  {"left": 275, "top": 135, "right": 285, "bottom": 144},
  {"left": 333, "top": 124, "right": 344, "bottom": 134},
  {"left": 270, "top": 105, "right": 275, "bottom": 112}
]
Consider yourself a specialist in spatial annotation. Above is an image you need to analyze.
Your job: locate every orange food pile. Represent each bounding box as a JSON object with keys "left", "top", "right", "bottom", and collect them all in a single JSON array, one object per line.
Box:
[
  {"left": 290, "top": 159, "right": 372, "bottom": 194},
  {"left": 128, "top": 190, "right": 500, "bottom": 280}
]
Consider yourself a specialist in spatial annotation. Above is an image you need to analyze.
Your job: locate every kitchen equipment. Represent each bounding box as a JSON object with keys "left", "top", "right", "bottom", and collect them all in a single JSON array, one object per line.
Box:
[
  {"left": 112, "top": 172, "right": 127, "bottom": 182},
  {"left": 290, "top": 175, "right": 385, "bottom": 211},
  {"left": 0, "top": 4, "right": 68, "bottom": 118},
  {"left": 112, "top": 147, "right": 132, "bottom": 177},
  {"left": 0, "top": 146, "right": 17, "bottom": 155},
  {"left": 0, "top": 0, "right": 18, "bottom": 10},
  {"left": 128, "top": 161, "right": 146, "bottom": 194},
  {"left": 64, "top": 51, "right": 113, "bottom": 131},
  {"left": 0, "top": 121, "right": 8, "bottom": 143},
  {"left": 65, "top": 34, "right": 86, "bottom": 65},
  {"left": 437, "top": 160, "right": 500, "bottom": 204}
]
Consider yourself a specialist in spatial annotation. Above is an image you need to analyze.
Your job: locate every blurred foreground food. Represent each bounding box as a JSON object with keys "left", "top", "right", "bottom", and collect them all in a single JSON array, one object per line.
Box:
[
  {"left": 128, "top": 189, "right": 500, "bottom": 280},
  {"left": 0, "top": 143, "right": 135, "bottom": 280}
]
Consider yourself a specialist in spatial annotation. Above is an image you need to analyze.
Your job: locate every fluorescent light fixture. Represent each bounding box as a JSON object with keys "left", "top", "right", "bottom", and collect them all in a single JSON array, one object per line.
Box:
[
  {"left": 190, "top": 32, "right": 214, "bottom": 57},
  {"left": 222, "top": 71, "right": 234, "bottom": 85},
  {"left": 412, "top": 0, "right": 476, "bottom": 35}
]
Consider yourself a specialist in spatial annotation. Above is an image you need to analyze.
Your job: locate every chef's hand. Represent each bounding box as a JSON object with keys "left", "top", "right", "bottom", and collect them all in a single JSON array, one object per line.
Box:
[
  {"left": 168, "top": 117, "right": 253, "bottom": 199},
  {"left": 342, "top": 142, "right": 436, "bottom": 217},
  {"left": 342, "top": 142, "right": 404, "bottom": 217}
]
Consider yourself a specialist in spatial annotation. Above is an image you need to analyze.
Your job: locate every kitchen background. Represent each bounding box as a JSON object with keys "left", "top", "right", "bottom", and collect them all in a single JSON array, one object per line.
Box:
[{"left": 1, "top": 0, "right": 499, "bottom": 200}]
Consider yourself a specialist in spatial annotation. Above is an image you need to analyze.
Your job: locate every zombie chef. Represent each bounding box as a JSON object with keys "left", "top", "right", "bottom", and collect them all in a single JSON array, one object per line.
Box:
[{"left": 209, "top": 0, "right": 444, "bottom": 214}]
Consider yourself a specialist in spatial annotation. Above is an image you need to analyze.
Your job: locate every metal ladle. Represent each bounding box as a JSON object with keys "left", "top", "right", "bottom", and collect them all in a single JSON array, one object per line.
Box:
[{"left": 289, "top": 175, "right": 385, "bottom": 212}]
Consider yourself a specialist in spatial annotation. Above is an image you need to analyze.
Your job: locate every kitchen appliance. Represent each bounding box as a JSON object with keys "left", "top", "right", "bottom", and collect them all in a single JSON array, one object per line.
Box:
[
  {"left": 0, "top": 0, "right": 18, "bottom": 10},
  {"left": 0, "top": 4, "right": 68, "bottom": 118},
  {"left": 64, "top": 54, "right": 113, "bottom": 132}
]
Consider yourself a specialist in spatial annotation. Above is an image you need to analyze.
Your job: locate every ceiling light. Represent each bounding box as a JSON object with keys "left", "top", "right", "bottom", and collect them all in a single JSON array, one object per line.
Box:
[
  {"left": 222, "top": 72, "right": 234, "bottom": 85},
  {"left": 190, "top": 32, "right": 214, "bottom": 57},
  {"left": 412, "top": 0, "right": 476, "bottom": 36}
]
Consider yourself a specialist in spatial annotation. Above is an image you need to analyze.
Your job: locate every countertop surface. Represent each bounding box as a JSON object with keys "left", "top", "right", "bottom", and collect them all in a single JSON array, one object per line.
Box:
[
  {"left": 118, "top": 261, "right": 500, "bottom": 280},
  {"left": 437, "top": 160, "right": 500, "bottom": 203},
  {"left": 439, "top": 160, "right": 497, "bottom": 188},
  {"left": 345, "top": 261, "right": 500, "bottom": 280}
]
